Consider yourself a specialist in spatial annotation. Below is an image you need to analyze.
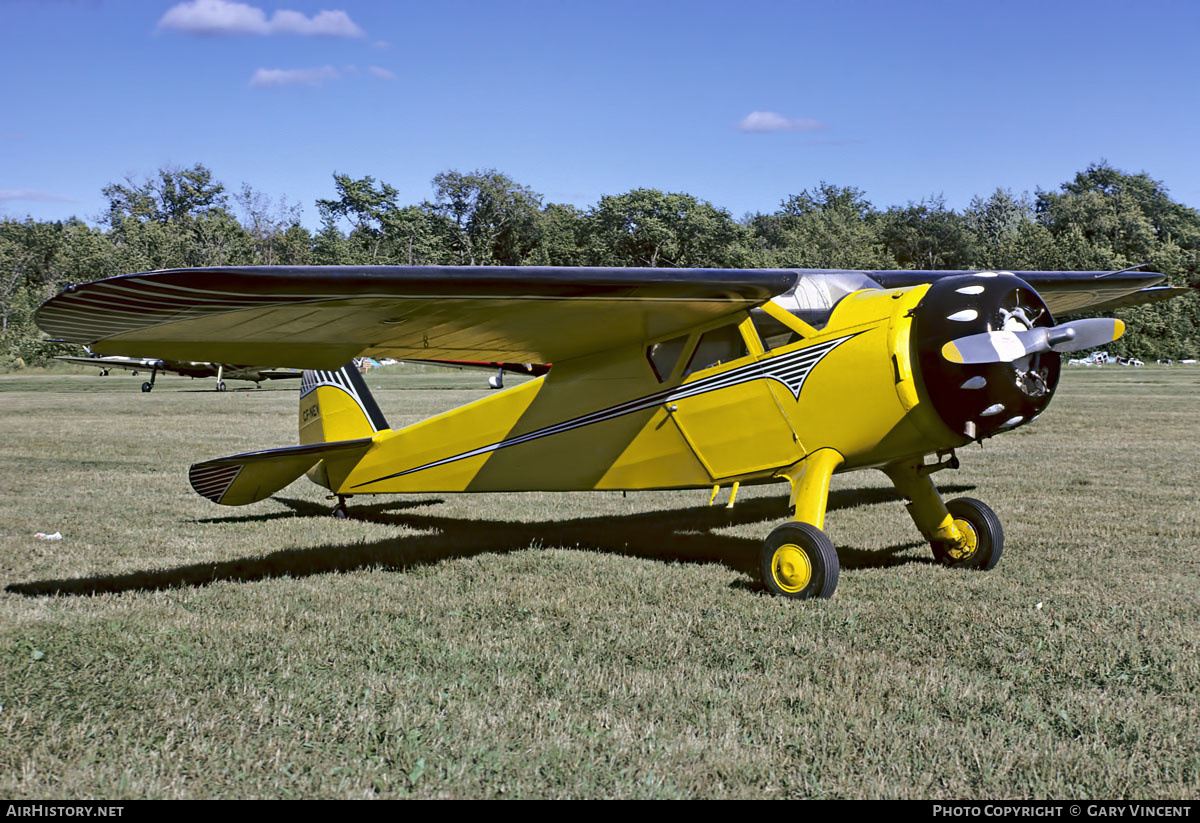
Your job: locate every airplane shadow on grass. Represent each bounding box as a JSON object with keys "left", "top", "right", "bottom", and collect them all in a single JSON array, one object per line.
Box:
[{"left": 8, "top": 483, "right": 974, "bottom": 598}]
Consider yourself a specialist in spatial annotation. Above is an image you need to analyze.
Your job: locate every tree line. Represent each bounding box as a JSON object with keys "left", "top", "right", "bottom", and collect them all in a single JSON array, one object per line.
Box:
[{"left": 2, "top": 161, "right": 1197, "bottom": 367}]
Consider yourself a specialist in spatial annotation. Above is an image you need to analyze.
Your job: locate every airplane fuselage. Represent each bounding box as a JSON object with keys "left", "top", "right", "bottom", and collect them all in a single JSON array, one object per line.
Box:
[{"left": 314, "top": 284, "right": 959, "bottom": 496}]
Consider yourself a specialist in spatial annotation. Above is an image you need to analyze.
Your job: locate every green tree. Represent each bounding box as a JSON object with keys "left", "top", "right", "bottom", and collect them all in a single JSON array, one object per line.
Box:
[
  {"left": 316, "top": 174, "right": 400, "bottom": 263},
  {"left": 881, "top": 195, "right": 976, "bottom": 269},
  {"left": 426, "top": 169, "right": 543, "bottom": 266},
  {"left": 748, "top": 183, "right": 892, "bottom": 269},
  {"left": 526, "top": 203, "right": 589, "bottom": 266},
  {"left": 102, "top": 163, "right": 228, "bottom": 225},
  {"left": 234, "top": 184, "right": 307, "bottom": 265},
  {"left": 586, "top": 189, "right": 752, "bottom": 268}
]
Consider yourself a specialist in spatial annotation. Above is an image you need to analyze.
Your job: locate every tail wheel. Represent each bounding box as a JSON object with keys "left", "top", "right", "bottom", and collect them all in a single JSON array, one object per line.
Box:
[
  {"left": 932, "top": 497, "right": 1004, "bottom": 570},
  {"left": 760, "top": 522, "right": 839, "bottom": 599}
]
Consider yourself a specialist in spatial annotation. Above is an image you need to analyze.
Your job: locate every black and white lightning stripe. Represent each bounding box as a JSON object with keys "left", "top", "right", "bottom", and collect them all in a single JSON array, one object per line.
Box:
[
  {"left": 189, "top": 462, "right": 243, "bottom": 504},
  {"left": 353, "top": 334, "right": 854, "bottom": 487},
  {"left": 301, "top": 365, "right": 387, "bottom": 433},
  {"left": 300, "top": 367, "right": 359, "bottom": 399}
]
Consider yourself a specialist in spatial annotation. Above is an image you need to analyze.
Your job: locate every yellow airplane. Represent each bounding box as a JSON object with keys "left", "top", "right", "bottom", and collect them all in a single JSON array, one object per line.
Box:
[{"left": 35, "top": 265, "right": 1187, "bottom": 598}]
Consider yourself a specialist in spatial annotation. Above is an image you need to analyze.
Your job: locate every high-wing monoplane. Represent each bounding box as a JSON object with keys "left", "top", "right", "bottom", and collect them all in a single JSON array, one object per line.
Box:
[
  {"left": 36, "top": 265, "right": 1188, "bottom": 598},
  {"left": 56, "top": 351, "right": 300, "bottom": 392}
]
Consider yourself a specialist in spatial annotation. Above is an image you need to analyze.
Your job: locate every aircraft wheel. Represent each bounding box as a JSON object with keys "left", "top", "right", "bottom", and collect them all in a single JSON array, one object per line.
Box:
[
  {"left": 141, "top": 381, "right": 153, "bottom": 392},
  {"left": 759, "top": 522, "right": 839, "bottom": 599},
  {"left": 332, "top": 504, "right": 349, "bottom": 519},
  {"left": 217, "top": 381, "right": 227, "bottom": 392},
  {"left": 932, "top": 497, "right": 1004, "bottom": 570}
]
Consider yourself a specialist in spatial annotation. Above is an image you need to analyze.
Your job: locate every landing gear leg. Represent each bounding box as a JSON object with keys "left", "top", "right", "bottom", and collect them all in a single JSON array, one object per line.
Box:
[
  {"left": 141, "top": 368, "right": 158, "bottom": 393},
  {"left": 883, "top": 458, "right": 1003, "bottom": 570},
  {"left": 216, "top": 364, "right": 226, "bottom": 392},
  {"left": 761, "top": 448, "right": 844, "bottom": 599}
]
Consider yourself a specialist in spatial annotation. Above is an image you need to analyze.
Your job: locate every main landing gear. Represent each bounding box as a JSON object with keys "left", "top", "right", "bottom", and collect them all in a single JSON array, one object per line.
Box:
[
  {"left": 758, "top": 449, "right": 1004, "bottom": 599},
  {"left": 883, "top": 456, "right": 1004, "bottom": 570},
  {"left": 140, "top": 367, "right": 159, "bottom": 393},
  {"left": 761, "top": 448, "right": 844, "bottom": 599},
  {"left": 330, "top": 495, "right": 350, "bottom": 519}
]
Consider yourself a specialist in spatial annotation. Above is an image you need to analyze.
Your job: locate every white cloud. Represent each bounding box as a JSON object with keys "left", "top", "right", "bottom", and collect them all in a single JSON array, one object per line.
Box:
[
  {"left": 0, "top": 190, "right": 76, "bottom": 203},
  {"left": 249, "top": 65, "right": 341, "bottom": 87},
  {"left": 159, "top": 0, "right": 364, "bottom": 37},
  {"left": 735, "top": 111, "right": 826, "bottom": 132},
  {"left": 368, "top": 66, "right": 396, "bottom": 80}
]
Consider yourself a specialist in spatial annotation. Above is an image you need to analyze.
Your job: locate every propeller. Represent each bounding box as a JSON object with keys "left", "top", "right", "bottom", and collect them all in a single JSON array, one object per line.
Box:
[{"left": 941, "top": 318, "right": 1125, "bottom": 365}]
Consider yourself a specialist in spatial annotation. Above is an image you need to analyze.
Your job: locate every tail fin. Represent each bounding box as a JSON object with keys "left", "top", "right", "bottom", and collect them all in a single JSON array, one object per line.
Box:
[{"left": 299, "top": 362, "right": 389, "bottom": 445}]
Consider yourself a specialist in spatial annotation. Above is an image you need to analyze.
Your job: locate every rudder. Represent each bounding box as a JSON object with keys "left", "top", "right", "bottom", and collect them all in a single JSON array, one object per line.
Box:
[{"left": 299, "top": 362, "right": 390, "bottom": 445}]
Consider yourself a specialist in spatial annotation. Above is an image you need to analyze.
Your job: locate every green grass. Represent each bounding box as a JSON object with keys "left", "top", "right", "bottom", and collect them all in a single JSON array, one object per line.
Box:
[{"left": 1, "top": 365, "right": 1198, "bottom": 799}]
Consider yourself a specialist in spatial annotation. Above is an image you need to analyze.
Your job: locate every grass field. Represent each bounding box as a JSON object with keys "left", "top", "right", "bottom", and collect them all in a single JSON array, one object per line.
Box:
[{"left": 1, "top": 365, "right": 1197, "bottom": 799}]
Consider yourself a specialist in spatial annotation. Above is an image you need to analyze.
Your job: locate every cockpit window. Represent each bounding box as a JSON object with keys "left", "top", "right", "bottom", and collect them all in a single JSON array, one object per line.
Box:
[
  {"left": 683, "top": 324, "right": 748, "bottom": 377},
  {"left": 750, "top": 308, "right": 803, "bottom": 352},
  {"left": 646, "top": 335, "right": 689, "bottom": 382},
  {"left": 769, "top": 271, "right": 883, "bottom": 331}
]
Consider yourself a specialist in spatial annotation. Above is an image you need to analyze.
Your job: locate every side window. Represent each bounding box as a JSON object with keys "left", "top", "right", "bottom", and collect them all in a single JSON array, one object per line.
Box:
[
  {"left": 683, "top": 324, "right": 748, "bottom": 377},
  {"left": 646, "top": 335, "right": 689, "bottom": 382},
  {"left": 750, "top": 308, "right": 803, "bottom": 352}
]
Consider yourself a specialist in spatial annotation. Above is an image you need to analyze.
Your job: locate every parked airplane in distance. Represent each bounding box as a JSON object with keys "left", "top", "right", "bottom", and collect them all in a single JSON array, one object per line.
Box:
[{"left": 57, "top": 351, "right": 300, "bottom": 392}]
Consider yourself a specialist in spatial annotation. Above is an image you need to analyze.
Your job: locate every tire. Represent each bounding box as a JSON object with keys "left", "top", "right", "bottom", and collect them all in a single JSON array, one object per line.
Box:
[
  {"left": 141, "top": 382, "right": 152, "bottom": 392},
  {"left": 759, "top": 522, "right": 839, "bottom": 599},
  {"left": 217, "top": 381, "right": 227, "bottom": 392},
  {"left": 932, "top": 497, "right": 1004, "bottom": 570}
]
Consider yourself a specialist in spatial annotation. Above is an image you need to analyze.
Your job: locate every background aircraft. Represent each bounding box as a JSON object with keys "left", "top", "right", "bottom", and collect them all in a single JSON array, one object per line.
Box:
[
  {"left": 56, "top": 352, "right": 300, "bottom": 392},
  {"left": 405, "top": 359, "right": 552, "bottom": 388},
  {"left": 35, "top": 265, "right": 1188, "bottom": 599}
]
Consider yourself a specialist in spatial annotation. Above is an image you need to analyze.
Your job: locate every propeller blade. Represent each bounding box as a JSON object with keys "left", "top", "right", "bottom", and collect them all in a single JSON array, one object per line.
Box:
[
  {"left": 942, "top": 318, "right": 1125, "bottom": 364},
  {"left": 1043, "top": 318, "right": 1127, "bottom": 353}
]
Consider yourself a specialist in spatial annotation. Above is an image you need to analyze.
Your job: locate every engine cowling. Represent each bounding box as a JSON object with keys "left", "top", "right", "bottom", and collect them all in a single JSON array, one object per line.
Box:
[{"left": 911, "top": 273, "right": 1061, "bottom": 442}]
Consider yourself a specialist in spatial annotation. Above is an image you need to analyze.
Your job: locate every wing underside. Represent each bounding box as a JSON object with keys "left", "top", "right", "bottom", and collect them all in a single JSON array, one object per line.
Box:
[{"left": 36, "top": 266, "right": 795, "bottom": 370}]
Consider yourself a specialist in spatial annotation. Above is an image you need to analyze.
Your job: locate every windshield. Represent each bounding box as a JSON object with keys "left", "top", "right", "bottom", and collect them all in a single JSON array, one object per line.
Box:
[{"left": 751, "top": 270, "right": 883, "bottom": 350}]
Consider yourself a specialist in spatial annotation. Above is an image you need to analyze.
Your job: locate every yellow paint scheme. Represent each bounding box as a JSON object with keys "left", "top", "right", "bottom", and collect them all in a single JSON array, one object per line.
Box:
[
  {"left": 769, "top": 543, "right": 813, "bottom": 593},
  {"left": 300, "top": 382, "right": 389, "bottom": 489},
  {"left": 941, "top": 340, "right": 967, "bottom": 364},
  {"left": 774, "top": 448, "right": 845, "bottom": 529},
  {"left": 330, "top": 283, "right": 963, "bottom": 502},
  {"left": 300, "top": 384, "right": 379, "bottom": 445},
  {"left": 945, "top": 518, "right": 979, "bottom": 561}
]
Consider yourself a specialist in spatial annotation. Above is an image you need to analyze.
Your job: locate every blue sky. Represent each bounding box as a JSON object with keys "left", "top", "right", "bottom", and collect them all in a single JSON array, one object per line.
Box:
[{"left": 2, "top": 0, "right": 1199, "bottom": 228}]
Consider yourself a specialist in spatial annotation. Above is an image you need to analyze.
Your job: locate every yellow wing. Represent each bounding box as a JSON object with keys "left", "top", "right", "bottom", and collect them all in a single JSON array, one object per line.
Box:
[{"left": 36, "top": 266, "right": 795, "bottom": 370}]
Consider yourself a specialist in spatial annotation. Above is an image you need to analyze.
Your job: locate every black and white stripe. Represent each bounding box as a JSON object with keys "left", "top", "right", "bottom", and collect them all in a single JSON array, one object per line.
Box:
[
  {"left": 188, "top": 463, "right": 243, "bottom": 503},
  {"left": 301, "top": 364, "right": 388, "bottom": 432},
  {"left": 353, "top": 334, "right": 854, "bottom": 487}
]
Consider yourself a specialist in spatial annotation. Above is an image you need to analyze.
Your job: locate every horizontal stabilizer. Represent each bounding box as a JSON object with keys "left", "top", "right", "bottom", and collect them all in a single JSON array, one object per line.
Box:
[{"left": 189, "top": 438, "right": 373, "bottom": 506}]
